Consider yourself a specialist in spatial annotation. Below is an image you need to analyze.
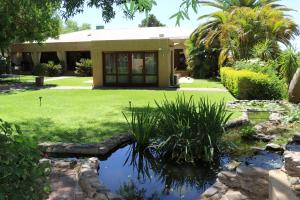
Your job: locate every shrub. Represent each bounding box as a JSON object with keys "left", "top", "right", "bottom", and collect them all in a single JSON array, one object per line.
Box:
[
  {"left": 45, "top": 61, "right": 62, "bottom": 77},
  {"left": 0, "top": 119, "right": 45, "bottom": 199},
  {"left": 240, "top": 125, "right": 256, "bottom": 139},
  {"left": 278, "top": 47, "right": 299, "bottom": 85},
  {"left": 75, "top": 59, "right": 93, "bottom": 76},
  {"left": 33, "top": 63, "right": 47, "bottom": 76},
  {"left": 220, "top": 67, "right": 285, "bottom": 100},
  {"left": 33, "top": 61, "right": 62, "bottom": 76},
  {"left": 123, "top": 95, "right": 232, "bottom": 163},
  {"left": 231, "top": 58, "right": 278, "bottom": 76}
]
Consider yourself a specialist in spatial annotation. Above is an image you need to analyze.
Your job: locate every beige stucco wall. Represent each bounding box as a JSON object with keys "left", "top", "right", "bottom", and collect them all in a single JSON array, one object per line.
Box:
[{"left": 11, "top": 38, "right": 181, "bottom": 87}]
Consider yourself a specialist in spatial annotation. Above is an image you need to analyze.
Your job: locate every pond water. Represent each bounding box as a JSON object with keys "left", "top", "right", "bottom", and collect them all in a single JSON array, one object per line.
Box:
[
  {"left": 247, "top": 111, "right": 270, "bottom": 124},
  {"left": 98, "top": 144, "right": 231, "bottom": 200},
  {"left": 239, "top": 151, "right": 283, "bottom": 170}
]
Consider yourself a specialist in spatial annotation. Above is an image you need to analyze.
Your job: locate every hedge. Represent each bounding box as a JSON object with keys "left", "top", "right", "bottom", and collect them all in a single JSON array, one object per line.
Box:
[{"left": 220, "top": 67, "right": 285, "bottom": 100}]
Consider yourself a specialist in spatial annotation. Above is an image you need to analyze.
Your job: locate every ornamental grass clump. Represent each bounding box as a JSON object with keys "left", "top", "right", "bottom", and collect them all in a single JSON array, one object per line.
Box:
[
  {"left": 123, "top": 105, "right": 158, "bottom": 150},
  {"left": 155, "top": 95, "right": 231, "bottom": 163},
  {"left": 123, "top": 95, "right": 232, "bottom": 164}
]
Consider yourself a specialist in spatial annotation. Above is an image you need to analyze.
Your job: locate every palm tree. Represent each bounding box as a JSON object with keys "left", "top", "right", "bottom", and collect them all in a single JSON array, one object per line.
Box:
[
  {"left": 199, "top": 0, "right": 290, "bottom": 11},
  {"left": 193, "top": 3, "right": 299, "bottom": 65}
]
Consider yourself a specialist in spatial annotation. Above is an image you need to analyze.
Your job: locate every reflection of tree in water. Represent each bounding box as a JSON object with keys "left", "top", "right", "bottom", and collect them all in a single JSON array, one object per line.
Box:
[
  {"left": 123, "top": 144, "right": 223, "bottom": 198},
  {"left": 117, "top": 180, "right": 160, "bottom": 200}
]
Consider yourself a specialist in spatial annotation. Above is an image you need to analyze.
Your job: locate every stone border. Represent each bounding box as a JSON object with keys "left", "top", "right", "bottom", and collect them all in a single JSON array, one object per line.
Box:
[
  {"left": 224, "top": 112, "right": 249, "bottom": 129},
  {"left": 39, "top": 133, "right": 133, "bottom": 157}
]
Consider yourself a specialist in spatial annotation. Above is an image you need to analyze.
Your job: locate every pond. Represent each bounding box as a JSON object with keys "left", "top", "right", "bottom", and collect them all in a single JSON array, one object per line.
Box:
[
  {"left": 247, "top": 111, "right": 270, "bottom": 124},
  {"left": 98, "top": 144, "right": 231, "bottom": 200}
]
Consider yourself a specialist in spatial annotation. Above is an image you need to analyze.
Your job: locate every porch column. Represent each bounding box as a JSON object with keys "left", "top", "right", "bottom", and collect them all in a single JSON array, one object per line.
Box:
[
  {"left": 57, "top": 51, "right": 67, "bottom": 70},
  {"left": 31, "top": 52, "right": 41, "bottom": 67}
]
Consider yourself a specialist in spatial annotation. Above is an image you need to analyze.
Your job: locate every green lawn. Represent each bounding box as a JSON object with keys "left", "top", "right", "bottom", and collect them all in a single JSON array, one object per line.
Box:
[
  {"left": 45, "top": 77, "right": 92, "bottom": 86},
  {"left": 0, "top": 89, "right": 235, "bottom": 143},
  {"left": 0, "top": 75, "right": 36, "bottom": 83},
  {"left": 180, "top": 79, "right": 224, "bottom": 88}
]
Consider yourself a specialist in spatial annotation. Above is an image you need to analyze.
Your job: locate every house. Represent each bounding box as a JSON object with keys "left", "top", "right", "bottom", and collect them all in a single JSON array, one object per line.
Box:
[{"left": 11, "top": 27, "right": 193, "bottom": 87}]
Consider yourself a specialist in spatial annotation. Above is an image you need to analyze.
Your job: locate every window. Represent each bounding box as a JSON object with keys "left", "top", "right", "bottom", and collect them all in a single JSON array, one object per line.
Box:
[{"left": 103, "top": 52, "right": 158, "bottom": 86}]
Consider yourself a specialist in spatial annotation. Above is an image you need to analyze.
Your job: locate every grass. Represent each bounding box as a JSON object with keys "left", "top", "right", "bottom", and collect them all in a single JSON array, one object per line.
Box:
[
  {"left": 180, "top": 79, "right": 224, "bottom": 88},
  {"left": 45, "top": 77, "right": 92, "bottom": 86},
  {"left": 0, "top": 75, "right": 36, "bottom": 83},
  {"left": 0, "top": 89, "right": 235, "bottom": 143},
  {"left": 180, "top": 79, "right": 225, "bottom": 88}
]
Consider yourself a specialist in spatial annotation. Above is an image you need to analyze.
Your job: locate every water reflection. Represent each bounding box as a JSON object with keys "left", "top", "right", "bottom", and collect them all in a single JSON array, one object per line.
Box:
[{"left": 99, "top": 144, "right": 230, "bottom": 200}]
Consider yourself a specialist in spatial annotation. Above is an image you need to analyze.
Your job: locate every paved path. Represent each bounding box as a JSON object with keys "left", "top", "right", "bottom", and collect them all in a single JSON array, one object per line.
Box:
[
  {"left": 178, "top": 87, "right": 227, "bottom": 92},
  {"left": 48, "top": 86, "right": 227, "bottom": 92},
  {"left": 45, "top": 76, "right": 72, "bottom": 82}
]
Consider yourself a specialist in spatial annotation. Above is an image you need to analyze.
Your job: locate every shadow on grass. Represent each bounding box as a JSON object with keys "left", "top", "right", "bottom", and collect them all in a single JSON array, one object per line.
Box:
[
  {"left": 0, "top": 83, "right": 57, "bottom": 95},
  {"left": 15, "top": 117, "right": 128, "bottom": 144}
]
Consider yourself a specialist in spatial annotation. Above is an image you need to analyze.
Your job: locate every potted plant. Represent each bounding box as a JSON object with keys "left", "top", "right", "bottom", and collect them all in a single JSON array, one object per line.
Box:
[{"left": 33, "top": 63, "right": 46, "bottom": 87}]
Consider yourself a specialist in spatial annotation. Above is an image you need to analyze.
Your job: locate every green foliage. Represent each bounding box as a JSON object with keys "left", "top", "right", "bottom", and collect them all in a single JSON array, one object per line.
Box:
[
  {"left": 75, "top": 59, "right": 93, "bottom": 76},
  {"left": 139, "top": 14, "right": 165, "bottom": 27},
  {"left": 278, "top": 47, "right": 300, "bottom": 85},
  {"left": 44, "top": 61, "right": 63, "bottom": 77},
  {"left": 0, "top": 0, "right": 60, "bottom": 54},
  {"left": 185, "top": 35, "right": 219, "bottom": 78},
  {"left": 155, "top": 95, "right": 231, "bottom": 163},
  {"left": 60, "top": 19, "right": 91, "bottom": 34},
  {"left": 251, "top": 39, "right": 280, "bottom": 61},
  {"left": 34, "top": 61, "right": 62, "bottom": 76},
  {"left": 194, "top": 2, "right": 299, "bottom": 66},
  {"left": 0, "top": 119, "right": 45, "bottom": 200},
  {"left": 33, "top": 63, "right": 47, "bottom": 76},
  {"left": 240, "top": 125, "right": 256, "bottom": 139},
  {"left": 220, "top": 67, "right": 285, "bottom": 100},
  {"left": 124, "top": 95, "right": 232, "bottom": 163},
  {"left": 123, "top": 105, "right": 158, "bottom": 150},
  {"left": 231, "top": 59, "right": 278, "bottom": 76}
]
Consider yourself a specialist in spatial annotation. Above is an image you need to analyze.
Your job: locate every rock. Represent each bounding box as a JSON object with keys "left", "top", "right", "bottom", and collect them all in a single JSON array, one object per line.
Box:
[
  {"left": 284, "top": 151, "right": 300, "bottom": 176},
  {"left": 224, "top": 161, "right": 241, "bottom": 171},
  {"left": 290, "top": 177, "right": 300, "bottom": 185},
  {"left": 39, "top": 133, "right": 133, "bottom": 156},
  {"left": 250, "top": 146, "right": 265, "bottom": 154},
  {"left": 236, "top": 166, "right": 269, "bottom": 198},
  {"left": 265, "top": 143, "right": 284, "bottom": 153},
  {"left": 255, "top": 120, "right": 285, "bottom": 136},
  {"left": 252, "top": 134, "right": 276, "bottom": 142},
  {"left": 289, "top": 68, "right": 300, "bottom": 103},
  {"left": 218, "top": 171, "right": 239, "bottom": 188},
  {"left": 199, "top": 181, "right": 228, "bottom": 200},
  {"left": 293, "top": 133, "right": 300, "bottom": 143},
  {"left": 221, "top": 190, "right": 249, "bottom": 200},
  {"left": 39, "top": 158, "right": 51, "bottom": 167},
  {"left": 269, "top": 112, "right": 283, "bottom": 122},
  {"left": 225, "top": 113, "right": 249, "bottom": 129}
]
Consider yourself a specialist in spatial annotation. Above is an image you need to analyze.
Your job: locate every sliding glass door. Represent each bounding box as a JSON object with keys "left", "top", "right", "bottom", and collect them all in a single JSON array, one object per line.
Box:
[{"left": 103, "top": 52, "right": 158, "bottom": 86}]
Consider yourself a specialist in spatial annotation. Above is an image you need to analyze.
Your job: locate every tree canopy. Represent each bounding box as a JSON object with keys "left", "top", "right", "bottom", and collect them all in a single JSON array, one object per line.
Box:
[
  {"left": 192, "top": 0, "right": 299, "bottom": 65},
  {"left": 0, "top": 0, "right": 60, "bottom": 55},
  {"left": 139, "top": 14, "right": 165, "bottom": 27},
  {"left": 60, "top": 20, "right": 91, "bottom": 34}
]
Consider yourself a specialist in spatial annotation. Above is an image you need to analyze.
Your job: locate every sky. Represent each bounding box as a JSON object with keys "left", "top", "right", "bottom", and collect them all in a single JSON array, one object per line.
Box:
[{"left": 70, "top": 0, "right": 300, "bottom": 50}]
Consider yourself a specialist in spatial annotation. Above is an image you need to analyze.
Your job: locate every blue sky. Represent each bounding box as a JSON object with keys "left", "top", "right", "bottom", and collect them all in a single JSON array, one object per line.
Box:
[{"left": 71, "top": 0, "right": 300, "bottom": 49}]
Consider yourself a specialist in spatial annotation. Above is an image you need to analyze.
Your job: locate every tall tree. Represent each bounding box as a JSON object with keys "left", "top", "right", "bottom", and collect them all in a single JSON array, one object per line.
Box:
[
  {"left": 60, "top": 20, "right": 91, "bottom": 34},
  {"left": 192, "top": 0, "right": 299, "bottom": 65},
  {"left": 139, "top": 14, "right": 165, "bottom": 27},
  {"left": 0, "top": 0, "right": 60, "bottom": 56}
]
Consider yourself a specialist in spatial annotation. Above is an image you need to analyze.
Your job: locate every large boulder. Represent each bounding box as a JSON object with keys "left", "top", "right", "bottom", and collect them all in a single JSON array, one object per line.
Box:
[{"left": 289, "top": 68, "right": 300, "bottom": 103}]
